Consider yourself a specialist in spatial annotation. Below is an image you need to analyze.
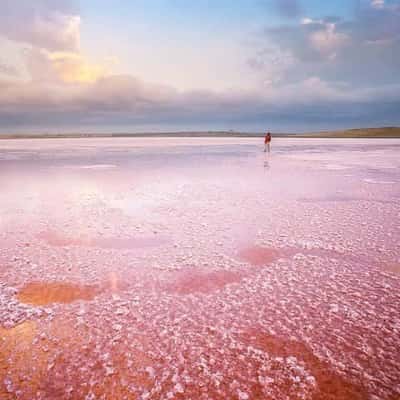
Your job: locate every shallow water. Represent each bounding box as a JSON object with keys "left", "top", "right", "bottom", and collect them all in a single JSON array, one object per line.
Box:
[{"left": 0, "top": 137, "right": 400, "bottom": 399}]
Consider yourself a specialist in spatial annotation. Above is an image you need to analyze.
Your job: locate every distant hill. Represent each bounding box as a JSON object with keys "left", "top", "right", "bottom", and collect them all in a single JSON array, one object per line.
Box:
[
  {"left": 0, "top": 127, "right": 399, "bottom": 139},
  {"left": 296, "top": 127, "right": 400, "bottom": 138}
]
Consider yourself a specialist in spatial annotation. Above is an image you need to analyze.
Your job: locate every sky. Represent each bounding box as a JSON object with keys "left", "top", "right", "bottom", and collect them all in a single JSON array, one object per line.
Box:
[{"left": 0, "top": 0, "right": 399, "bottom": 133}]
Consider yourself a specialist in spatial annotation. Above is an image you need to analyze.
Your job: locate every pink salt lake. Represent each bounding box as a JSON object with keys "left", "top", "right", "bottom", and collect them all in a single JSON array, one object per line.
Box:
[{"left": 0, "top": 137, "right": 400, "bottom": 399}]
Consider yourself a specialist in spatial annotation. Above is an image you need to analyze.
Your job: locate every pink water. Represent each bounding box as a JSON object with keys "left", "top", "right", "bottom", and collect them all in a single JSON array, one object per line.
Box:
[{"left": 0, "top": 138, "right": 399, "bottom": 399}]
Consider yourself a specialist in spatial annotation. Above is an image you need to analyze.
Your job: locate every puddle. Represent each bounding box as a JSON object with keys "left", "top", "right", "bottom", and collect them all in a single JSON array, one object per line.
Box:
[
  {"left": 0, "top": 320, "right": 37, "bottom": 344},
  {"left": 363, "top": 178, "right": 396, "bottom": 184},
  {"left": 238, "top": 245, "right": 347, "bottom": 267},
  {"left": 243, "top": 331, "right": 368, "bottom": 400},
  {"left": 0, "top": 317, "right": 154, "bottom": 400},
  {"left": 166, "top": 268, "right": 242, "bottom": 295},
  {"left": 38, "top": 231, "right": 166, "bottom": 250},
  {"left": 0, "top": 321, "right": 47, "bottom": 400},
  {"left": 238, "top": 246, "right": 282, "bottom": 266},
  {"left": 384, "top": 263, "right": 400, "bottom": 275},
  {"left": 17, "top": 282, "right": 100, "bottom": 305},
  {"left": 64, "top": 164, "right": 117, "bottom": 170}
]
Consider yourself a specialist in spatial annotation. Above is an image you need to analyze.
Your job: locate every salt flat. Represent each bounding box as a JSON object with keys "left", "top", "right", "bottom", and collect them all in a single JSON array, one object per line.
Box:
[{"left": 1, "top": 138, "right": 399, "bottom": 399}]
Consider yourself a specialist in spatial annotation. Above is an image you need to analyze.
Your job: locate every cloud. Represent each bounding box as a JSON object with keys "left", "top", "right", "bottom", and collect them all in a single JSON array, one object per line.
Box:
[
  {"left": 371, "top": 0, "right": 385, "bottom": 9},
  {"left": 309, "top": 23, "right": 349, "bottom": 60},
  {"left": 0, "top": 72, "right": 399, "bottom": 132},
  {"left": 50, "top": 52, "right": 109, "bottom": 84},
  {"left": 0, "top": 62, "right": 19, "bottom": 77},
  {"left": 0, "top": 0, "right": 80, "bottom": 52},
  {"left": 251, "top": 2, "right": 400, "bottom": 88},
  {"left": 0, "top": 1, "right": 111, "bottom": 86},
  {"left": 247, "top": 46, "right": 295, "bottom": 85},
  {"left": 24, "top": 49, "right": 109, "bottom": 84}
]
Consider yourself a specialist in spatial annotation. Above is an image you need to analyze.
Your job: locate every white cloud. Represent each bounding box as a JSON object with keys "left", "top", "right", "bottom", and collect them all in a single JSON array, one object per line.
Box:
[
  {"left": 371, "top": 0, "right": 385, "bottom": 9},
  {"left": 0, "top": 62, "right": 18, "bottom": 77},
  {"left": 255, "top": 2, "right": 400, "bottom": 88},
  {"left": 0, "top": 1, "right": 80, "bottom": 52},
  {"left": 301, "top": 17, "right": 314, "bottom": 25},
  {"left": 300, "top": 17, "right": 324, "bottom": 25},
  {"left": 0, "top": 1, "right": 112, "bottom": 86},
  {"left": 309, "top": 23, "right": 349, "bottom": 59}
]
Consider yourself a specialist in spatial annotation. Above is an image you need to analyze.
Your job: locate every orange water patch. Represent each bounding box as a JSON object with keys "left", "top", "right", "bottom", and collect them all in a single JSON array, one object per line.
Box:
[
  {"left": 0, "top": 317, "right": 155, "bottom": 400},
  {"left": 17, "top": 282, "right": 100, "bottom": 306},
  {"left": 0, "top": 321, "right": 45, "bottom": 399},
  {"left": 385, "top": 263, "right": 400, "bottom": 274},
  {"left": 0, "top": 319, "right": 370, "bottom": 400},
  {"left": 244, "top": 331, "right": 368, "bottom": 400},
  {"left": 43, "top": 319, "right": 154, "bottom": 399},
  {"left": 38, "top": 230, "right": 166, "bottom": 250},
  {"left": 166, "top": 268, "right": 242, "bottom": 295},
  {"left": 238, "top": 246, "right": 282, "bottom": 266}
]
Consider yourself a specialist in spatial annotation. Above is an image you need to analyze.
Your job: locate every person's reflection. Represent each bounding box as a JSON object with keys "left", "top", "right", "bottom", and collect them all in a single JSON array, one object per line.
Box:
[{"left": 264, "top": 152, "right": 270, "bottom": 171}]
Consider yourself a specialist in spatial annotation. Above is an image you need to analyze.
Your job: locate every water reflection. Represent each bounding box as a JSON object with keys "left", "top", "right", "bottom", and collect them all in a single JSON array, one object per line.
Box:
[{"left": 263, "top": 152, "right": 271, "bottom": 171}]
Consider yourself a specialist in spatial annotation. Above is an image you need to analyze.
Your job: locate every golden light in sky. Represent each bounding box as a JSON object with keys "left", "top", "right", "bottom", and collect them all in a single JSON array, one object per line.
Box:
[{"left": 48, "top": 51, "right": 107, "bottom": 84}]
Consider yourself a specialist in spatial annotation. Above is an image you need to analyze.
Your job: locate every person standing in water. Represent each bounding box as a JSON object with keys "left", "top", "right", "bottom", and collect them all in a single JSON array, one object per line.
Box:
[{"left": 264, "top": 132, "right": 272, "bottom": 152}]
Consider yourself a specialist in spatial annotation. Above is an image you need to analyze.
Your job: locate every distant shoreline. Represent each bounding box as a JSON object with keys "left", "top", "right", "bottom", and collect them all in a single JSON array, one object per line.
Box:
[{"left": 0, "top": 127, "right": 399, "bottom": 139}]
